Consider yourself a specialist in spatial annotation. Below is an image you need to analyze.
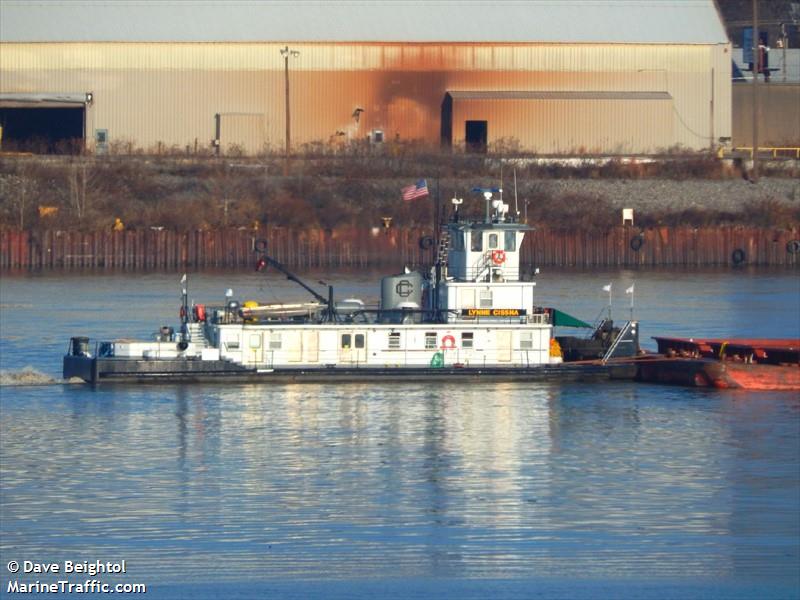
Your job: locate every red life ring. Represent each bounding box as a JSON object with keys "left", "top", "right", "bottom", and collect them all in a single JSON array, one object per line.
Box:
[
  {"left": 194, "top": 304, "right": 206, "bottom": 322},
  {"left": 441, "top": 334, "right": 456, "bottom": 350},
  {"left": 492, "top": 250, "right": 506, "bottom": 265},
  {"left": 179, "top": 306, "right": 187, "bottom": 320}
]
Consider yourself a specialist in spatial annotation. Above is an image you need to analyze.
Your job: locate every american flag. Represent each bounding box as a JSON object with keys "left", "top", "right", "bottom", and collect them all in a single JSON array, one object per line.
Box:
[{"left": 401, "top": 179, "right": 429, "bottom": 201}]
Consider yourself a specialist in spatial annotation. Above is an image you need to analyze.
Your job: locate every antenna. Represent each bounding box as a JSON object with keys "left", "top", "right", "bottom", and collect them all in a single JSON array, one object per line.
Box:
[
  {"left": 500, "top": 164, "right": 504, "bottom": 206},
  {"left": 513, "top": 169, "right": 519, "bottom": 220},
  {"left": 472, "top": 187, "right": 501, "bottom": 224},
  {"left": 451, "top": 197, "right": 463, "bottom": 222}
]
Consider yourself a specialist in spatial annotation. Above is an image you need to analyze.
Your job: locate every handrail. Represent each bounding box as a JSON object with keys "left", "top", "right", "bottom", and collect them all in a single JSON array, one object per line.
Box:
[
  {"left": 720, "top": 146, "right": 800, "bottom": 159},
  {"left": 469, "top": 250, "right": 492, "bottom": 282},
  {"left": 602, "top": 320, "right": 632, "bottom": 363}
]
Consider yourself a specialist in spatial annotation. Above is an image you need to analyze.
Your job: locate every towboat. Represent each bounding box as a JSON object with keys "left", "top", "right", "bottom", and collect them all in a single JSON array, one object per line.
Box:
[{"left": 63, "top": 191, "right": 640, "bottom": 384}]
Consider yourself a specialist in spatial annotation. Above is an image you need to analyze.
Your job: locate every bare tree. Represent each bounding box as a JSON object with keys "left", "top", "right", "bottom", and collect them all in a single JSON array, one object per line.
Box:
[
  {"left": 68, "top": 160, "right": 91, "bottom": 222},
  {"left": 0, "top": 173, "right": 38, "bottom": 230}
]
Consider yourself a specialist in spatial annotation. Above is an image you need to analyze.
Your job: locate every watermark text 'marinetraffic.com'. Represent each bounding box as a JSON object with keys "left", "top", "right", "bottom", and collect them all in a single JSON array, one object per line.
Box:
[
  {"left": 7, "top": 579, "right": 147, "bottom": 594},
  {"left": 5, "top": 560, "right": 146, "bottom": 594}
]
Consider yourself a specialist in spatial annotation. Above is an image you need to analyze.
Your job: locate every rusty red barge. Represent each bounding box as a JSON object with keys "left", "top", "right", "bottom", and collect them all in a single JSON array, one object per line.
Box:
[{"left": 636, "top": 337, "right": 800, "bottom": 391}]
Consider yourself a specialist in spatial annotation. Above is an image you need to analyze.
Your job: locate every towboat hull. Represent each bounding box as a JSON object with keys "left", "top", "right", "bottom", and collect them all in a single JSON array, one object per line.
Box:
[{"left": 64, "top": 355, "right": 635, "bottom": 385}]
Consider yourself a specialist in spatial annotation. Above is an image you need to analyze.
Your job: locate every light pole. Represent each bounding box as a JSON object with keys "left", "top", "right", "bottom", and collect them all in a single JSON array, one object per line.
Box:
[
  {"left": 280, "top": 46, "right": 300, "bottom": 174},
  {"left": 751, "top": 0, "right": 759, "bottom": 183}
]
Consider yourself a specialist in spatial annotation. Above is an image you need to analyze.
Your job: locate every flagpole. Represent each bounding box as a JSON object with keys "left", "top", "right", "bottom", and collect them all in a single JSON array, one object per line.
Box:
[
  {"left": 602, "top": 283, "right": 612, "bottom": 321},
  {"left": 435, "top": 175, "right": 441, "bottom": 243},
  {"left": 626, "top": 283, "right": 635, "bottom": 321},
  {"left": 630, "top": 286, "right": 634, "bottom": 321}
]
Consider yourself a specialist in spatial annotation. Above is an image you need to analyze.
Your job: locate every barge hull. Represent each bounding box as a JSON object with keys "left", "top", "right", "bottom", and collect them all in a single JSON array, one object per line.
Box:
[{"left": 635, "top": 357, "right": 800, "bottom": 390}]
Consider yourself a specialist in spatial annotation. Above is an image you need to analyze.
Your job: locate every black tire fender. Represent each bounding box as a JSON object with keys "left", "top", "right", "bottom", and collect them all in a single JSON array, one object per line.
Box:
[
  {"left": 630, "top": 235, "right": 644, "bottom": 252},
  {"left": 786, "top": 239, "right": 800, "bottom": 254},
  {"left": 731, "top": 248, "right": 746, "bottom": 265},
  {"left": 419, "top": 236, "right": 435, "bottom": 250}
]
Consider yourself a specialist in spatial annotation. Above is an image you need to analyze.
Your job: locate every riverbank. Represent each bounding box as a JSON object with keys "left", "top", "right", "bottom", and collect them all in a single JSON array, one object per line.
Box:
[
  {"left": 2, "top": 226, "right": 798, "bottom": 270},
  {"left": 1, "top": 154, "right": 798, "bottom": 233}
]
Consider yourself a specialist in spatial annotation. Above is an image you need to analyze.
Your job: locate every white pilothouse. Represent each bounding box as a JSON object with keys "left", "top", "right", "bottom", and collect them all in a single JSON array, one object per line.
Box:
[{"left": 64, "top": 190, "right": 639, "bottom": 383}]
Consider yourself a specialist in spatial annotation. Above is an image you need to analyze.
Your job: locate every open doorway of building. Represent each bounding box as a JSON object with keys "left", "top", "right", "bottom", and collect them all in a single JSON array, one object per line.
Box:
[
  {"left": 0, "top": 107, "right": 84, "bottom": 153},
  {"left": 465, "top": 120, "right": 487, "bottom": 153}
]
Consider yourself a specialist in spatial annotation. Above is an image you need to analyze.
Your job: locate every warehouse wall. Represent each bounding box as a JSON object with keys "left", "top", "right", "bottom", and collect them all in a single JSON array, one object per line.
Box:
[
  {"left": 732, "top": 83, "right": 800, "bottom": 147},
  {"left": 448, "top": 96, "right": 674, "bottom": 154},
  {"left": 0, "top": 42, "right": 732, "bottom": 155}
]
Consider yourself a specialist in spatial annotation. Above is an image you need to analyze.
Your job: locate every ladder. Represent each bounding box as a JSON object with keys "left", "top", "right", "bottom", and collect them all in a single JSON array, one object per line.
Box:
[
  {"left": 436, "top": 228, "right": 450, "bottom": 266},
  {"left": 187, "top": 322, "right": 209, "bottom": 350}
]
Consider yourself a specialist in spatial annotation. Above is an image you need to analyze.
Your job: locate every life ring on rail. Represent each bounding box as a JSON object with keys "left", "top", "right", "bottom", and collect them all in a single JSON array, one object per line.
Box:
[
  {"left": 179, "top": 305, "right": 187, "bottom": 320},
  {"left": 419, "top": 236, "right": 435, "bottom": 250},
  {"left": 787, "top": 239, "right": 800, "bottom": 255},
  {"left": 630, "top": 236, "right": 644, "bottom": 252},
  {"left": 440, "top": 334, "right": 456, "bottom": 350},
  {"left": 731, "top": 248, "right": 746, "bottom": 265},
  {"left": 491, "top": 250, "right": 506, "bottom": 265}
]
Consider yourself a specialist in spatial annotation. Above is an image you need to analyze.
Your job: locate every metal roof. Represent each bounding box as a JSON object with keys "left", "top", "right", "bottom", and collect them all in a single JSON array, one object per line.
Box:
[
  {"left": 1, "top": 1, "right": 729, "bottom": 44},
  {"left": 446, "top": 91, "right": 673, "bottom": 100}
]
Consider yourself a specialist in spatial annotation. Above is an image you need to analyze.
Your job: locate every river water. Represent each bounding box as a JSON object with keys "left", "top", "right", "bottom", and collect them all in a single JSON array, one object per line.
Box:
[{"left": 1, "top": 268, "right": 798, "bottom": 599}]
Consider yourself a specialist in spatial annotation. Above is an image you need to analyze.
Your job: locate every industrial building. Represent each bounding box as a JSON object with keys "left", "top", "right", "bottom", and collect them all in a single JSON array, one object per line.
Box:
[{"left": 0, "top": 0, "right": 732, "bottom": 155}]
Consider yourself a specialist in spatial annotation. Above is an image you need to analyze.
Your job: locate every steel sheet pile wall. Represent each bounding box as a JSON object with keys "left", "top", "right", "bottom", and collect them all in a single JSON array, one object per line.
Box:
[{"left": 1, "top": 227, "right": 798, "bottom": 270}]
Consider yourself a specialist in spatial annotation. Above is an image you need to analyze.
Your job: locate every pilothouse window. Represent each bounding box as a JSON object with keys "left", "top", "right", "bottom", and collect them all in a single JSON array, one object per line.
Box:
[
  {"left": 470, "top": 232, "right": 483, "bottom": 252},
  {"left": 488, "top": 233, "right": 498, "bottom": 249},
  {"left": 505, "top": 231, "right": 517, "bottom": 251},
  {"left": 354, "top": 334, "right": 365, "bottom": 349}
]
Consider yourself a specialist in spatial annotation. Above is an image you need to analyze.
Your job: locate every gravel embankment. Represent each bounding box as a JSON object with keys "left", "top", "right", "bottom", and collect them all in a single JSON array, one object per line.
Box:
[{"left": 528, "top": 177, "right": 800, "bottom": 213}]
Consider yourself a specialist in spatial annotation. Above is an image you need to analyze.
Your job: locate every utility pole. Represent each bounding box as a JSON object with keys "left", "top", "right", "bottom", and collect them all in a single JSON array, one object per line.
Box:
[
  {"left": 752, "top": 0, "right": 759, "bottom": 183},
  {"left": 280, "top": 46, "right": 300, "bottom": 175}
]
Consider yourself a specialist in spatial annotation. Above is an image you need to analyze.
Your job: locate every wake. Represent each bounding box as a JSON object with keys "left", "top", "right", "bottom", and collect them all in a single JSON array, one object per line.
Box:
[{"left": 0, "top": 367, "right": 61, "bottom": 386}]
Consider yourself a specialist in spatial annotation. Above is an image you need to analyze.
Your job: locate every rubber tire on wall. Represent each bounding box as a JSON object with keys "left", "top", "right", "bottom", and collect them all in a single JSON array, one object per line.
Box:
[
  {"left": 254, "top": 239, "right": 268, "bottom": 253},
  {"left": 419, "top": 236, "right": 435, "bottom": 250},
  {"left": 630, "top": 236, "right": 644, "bottom": 252},
  {"left": 731, "top": 248, "right": 746, "bottom": 265},
  {"left": 787, "top": 240, "right": 800, "bottom": 254}
]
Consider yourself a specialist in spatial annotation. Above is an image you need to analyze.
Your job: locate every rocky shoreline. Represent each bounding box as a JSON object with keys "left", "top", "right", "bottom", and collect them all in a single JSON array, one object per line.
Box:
[{"left": 528, "top": 177, "right": 800, "bottom": 214}]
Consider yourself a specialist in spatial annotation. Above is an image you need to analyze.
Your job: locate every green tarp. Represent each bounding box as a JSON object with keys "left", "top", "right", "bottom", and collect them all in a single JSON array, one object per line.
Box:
[{"left": 551, "top": 308, "right": 592, "bottom": 328}]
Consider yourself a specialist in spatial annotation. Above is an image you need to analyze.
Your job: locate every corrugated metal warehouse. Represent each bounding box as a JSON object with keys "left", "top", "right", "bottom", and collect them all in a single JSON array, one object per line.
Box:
[{"left": 0, "top": 0, "right": 732, "bottom": 155}]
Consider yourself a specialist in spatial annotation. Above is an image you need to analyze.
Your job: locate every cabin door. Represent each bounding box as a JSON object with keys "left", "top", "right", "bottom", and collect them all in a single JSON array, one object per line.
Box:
[
  {"left": 497, "top": 330, "right": 512, "bottom": 362},
  {"left": 247, "top": 332, "right": 264, "bottom": 365},
  {"left": 339, "top": 331, "right": 367, "bottom": 365}
]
